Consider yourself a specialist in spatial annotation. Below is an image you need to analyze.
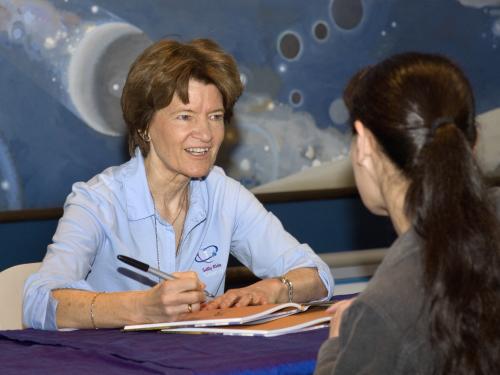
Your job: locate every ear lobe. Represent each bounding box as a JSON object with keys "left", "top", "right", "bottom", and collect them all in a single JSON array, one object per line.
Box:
[{"left": 354, "top": 120, "right": 371, "bottom": 165}]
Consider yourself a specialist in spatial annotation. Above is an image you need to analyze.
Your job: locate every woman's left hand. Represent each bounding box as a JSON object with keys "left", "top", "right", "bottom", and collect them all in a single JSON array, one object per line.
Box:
[
  {"left": 326, "top": 297, "right": 355, "bottom": 338},
  {"left": 203, "top": 279, "right": 281, "bottom": 310}
]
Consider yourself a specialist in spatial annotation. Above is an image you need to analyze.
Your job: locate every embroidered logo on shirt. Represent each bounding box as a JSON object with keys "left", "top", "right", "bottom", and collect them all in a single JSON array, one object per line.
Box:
[
  {"left": 202, "top": 263, "right": 222, "bottom": 273},
  {"left": 195, "top": 245, "right": 218, "bottom": 263}
]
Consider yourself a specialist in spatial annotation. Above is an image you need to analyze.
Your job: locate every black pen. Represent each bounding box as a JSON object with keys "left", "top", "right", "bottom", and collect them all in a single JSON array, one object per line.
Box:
[{"left": 117, "top": 254, "right": 215, "bottom": 298}]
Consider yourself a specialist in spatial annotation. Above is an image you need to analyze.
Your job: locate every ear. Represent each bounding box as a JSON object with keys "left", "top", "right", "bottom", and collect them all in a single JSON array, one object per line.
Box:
[
  {"left": 138, "top": 129, "right": 151, "bottom": 142},
  {"left": 353, "top": 120, "right": 375, "bottom": 167}
]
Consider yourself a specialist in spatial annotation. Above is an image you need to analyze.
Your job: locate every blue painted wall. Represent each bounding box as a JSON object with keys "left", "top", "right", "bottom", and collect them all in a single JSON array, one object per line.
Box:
[{"left": 0, "top": 219, "right": 57, "bottom": 270}]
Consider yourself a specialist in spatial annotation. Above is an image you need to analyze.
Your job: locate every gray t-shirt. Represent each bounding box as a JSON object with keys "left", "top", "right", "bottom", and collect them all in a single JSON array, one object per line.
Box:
[{"left": 314, "top": 188, "right": 500, "bottom": 374}]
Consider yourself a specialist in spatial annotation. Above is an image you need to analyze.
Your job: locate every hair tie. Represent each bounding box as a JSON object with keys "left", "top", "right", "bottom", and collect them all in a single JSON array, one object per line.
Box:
[{"left": 430, "top": 117, "right": 454, "bottom": 132}]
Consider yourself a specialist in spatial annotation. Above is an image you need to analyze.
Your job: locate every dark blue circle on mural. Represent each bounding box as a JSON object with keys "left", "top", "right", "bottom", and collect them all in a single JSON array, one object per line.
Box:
[
  {"left": 312, "top": 20, "right": 329, "bottom": 42},
  {"left": 289, "top": 89, "right": 303, "bottom": 107},
  {"left": 330, "top": 0, "right": 363, "bottom": 30},
  {"left": 277, "top": 31, "right": 302, "bottom": 61}
]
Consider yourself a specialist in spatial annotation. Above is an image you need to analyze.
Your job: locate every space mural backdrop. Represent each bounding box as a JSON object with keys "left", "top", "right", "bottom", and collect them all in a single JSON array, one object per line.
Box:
[{"left": 0, "top": 0, "right": 499, "bottom": 211}]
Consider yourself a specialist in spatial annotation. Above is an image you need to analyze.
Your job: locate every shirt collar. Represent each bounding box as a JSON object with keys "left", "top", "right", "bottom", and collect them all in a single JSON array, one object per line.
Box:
[
  {"left": 185, "top": 178, "right": 208, "bottom": 229},
  {"left": 123, "top": 148, "right": 208, "bottom": 223}
]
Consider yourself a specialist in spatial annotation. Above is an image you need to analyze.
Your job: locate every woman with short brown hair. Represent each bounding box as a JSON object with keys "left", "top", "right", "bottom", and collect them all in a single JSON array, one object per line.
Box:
[{"left": 24, "top": 38, "right": 333, "bottom": 330}]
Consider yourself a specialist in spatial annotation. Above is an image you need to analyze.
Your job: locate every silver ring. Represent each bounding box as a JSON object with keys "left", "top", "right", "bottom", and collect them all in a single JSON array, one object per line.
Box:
[{"left": 187, "top": 303, "right": 193, "bottom": 313}]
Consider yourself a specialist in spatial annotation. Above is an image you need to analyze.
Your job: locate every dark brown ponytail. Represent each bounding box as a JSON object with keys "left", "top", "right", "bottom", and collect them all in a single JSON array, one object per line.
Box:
[{"left": 344, "top": 52, "right": 500, "bottom": 374}]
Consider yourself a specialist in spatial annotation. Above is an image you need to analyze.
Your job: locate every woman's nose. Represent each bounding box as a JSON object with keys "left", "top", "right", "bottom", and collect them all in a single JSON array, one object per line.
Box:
[{"left": 193, "top": 118, "right": 212, "bottom": 141}]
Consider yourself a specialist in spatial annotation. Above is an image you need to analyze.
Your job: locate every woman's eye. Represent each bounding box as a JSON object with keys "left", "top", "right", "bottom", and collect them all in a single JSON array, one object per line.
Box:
[
  {"left": 176, "top": 114, "right": 191, "bottom": 121},
  {"left": 210, "top": 113, "right": 224, "bottom": 121}
]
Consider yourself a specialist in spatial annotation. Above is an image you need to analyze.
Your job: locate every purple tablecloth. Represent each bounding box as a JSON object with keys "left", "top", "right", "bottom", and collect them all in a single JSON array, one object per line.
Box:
[{"left": 0, "top": 327, "right": 329, "bottom": 374}]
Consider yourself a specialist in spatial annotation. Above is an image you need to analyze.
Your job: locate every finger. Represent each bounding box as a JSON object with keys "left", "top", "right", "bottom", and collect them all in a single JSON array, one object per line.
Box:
[
  {"left": 159, "top": 290, "right": 205, "bottom": 309},
  {"left": 184, "top": 302, "right": 201, "bottom": 314},
  {"left": 329, "top": 312, "right": 343, "bottom": 336},
  {"left": 182, "top": 290, "right": 206, "bottom": 304},
  {"left": 161, "top": 278, "right": 204, "bottom": 294},
  {"left": 328, "top": 300, "right": 354, "bottom": 338},
  {"left": 203, "top": 295, "right": 227, "bottom": 310},
  {"left": 220, "top": 293, "right": 241, "bottom": 309},
  {"left": 189, "top": 302, "right": 201, "bottom": 313},
  {"left": 200, "top": 301, "right": 209, "bottom": 311},
  {"left": 326, "top": 299, "right": 350, "bottom": 313},
  {"left": 235, "top": 293, "right": 253, "bottom": 307},
  {"left": 171, "top": 271, "right": 198, "bottom": 280},
  {"left": 254, "top": 294, "right": 268, "bottom": 305},
  {"left": 204, "top": 289, "right": 246, "bottom": 310},
  {"left": 326, "top": 300, "right": 348, "bottom": 313},
  {"left": 202, "top": 300, "right": 220, "bottom": 310},
  {"left": 161, "top": 304, "right": 194, "bottom": 319},
  {"left": 332, "top": 313, "right": 342, "bottom": 337},
  {"left": 326, "top": 303, "right": 339, "bottom": 313},
  {"left": 171, "top": 272, "right": 206, "bottom": 289},
  {"left": 329, "top": 315, "right": 338, "bottom": 337},
  {"left": 160, "top": 298, "right": 204, "bottom": 319}
]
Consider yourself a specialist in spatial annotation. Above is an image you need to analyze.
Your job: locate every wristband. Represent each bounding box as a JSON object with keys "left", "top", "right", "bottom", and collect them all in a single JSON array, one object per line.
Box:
[
  {"left": 279, "top": 276, "right": 293, "bottom": 303},
  {"left": 90, "top": 292, "right": 105, "bottom": 329}
]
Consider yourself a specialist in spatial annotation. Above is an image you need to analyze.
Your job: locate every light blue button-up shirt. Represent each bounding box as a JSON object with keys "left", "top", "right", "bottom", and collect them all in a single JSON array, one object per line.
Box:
[{"left": 24, "top": 149, "right": 334, "bottom": 329}]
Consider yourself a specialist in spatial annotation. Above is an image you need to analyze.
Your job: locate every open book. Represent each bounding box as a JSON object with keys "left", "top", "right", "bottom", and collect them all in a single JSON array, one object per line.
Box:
[
  {"left": 161, "top": 308, "right": 331, "bottom": 337},
  {"left": 123, "top": 302, "right": 310, "bottom": 331}
]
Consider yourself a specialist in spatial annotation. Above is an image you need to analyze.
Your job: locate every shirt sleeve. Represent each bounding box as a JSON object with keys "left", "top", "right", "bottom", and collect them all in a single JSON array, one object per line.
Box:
[
  {"left": 23, "top": 186, "right": 105, "bottom": 330},
  {"left": 229, "top": 183, "right": 334, "bottom": 299},
  {"left": 314, "top": 301, "right": 401, "bottom": 375}
]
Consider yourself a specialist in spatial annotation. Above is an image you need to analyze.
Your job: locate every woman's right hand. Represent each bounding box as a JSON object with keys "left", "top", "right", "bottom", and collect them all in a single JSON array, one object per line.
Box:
[
  {"left": 136, "top": 271, "right": 206, "bottom": 323},
  {"left": 326, "top": 298, "right": 355, "bottom": 338}
]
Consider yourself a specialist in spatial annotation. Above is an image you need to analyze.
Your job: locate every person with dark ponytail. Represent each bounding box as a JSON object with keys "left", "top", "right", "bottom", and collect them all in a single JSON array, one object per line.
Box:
[{"left": 314, "top": 52, "right": 500, "bottom": 374}]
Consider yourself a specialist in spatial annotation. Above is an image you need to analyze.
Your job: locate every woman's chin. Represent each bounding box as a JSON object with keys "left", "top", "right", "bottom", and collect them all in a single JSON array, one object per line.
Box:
[{"left": 185, "top": 167, "right": 212, "bottom": 179}]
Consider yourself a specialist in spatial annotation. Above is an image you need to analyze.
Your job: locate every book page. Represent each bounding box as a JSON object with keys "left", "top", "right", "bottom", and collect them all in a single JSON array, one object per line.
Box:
[
  {"left": 123, "top": 302, "right": 306, "bottom": 331},
  {"left": 161, "top": 308, "right": 332, "bottom": 337}
]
